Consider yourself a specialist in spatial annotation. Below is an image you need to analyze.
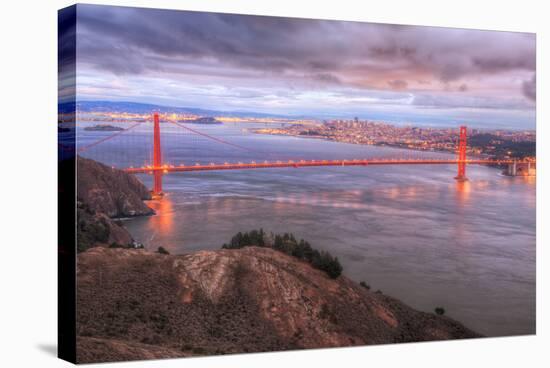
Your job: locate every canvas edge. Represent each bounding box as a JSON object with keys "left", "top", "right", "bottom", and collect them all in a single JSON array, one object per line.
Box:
[{"left": 58, "top": 3, "right": 77, "bottom": 364}]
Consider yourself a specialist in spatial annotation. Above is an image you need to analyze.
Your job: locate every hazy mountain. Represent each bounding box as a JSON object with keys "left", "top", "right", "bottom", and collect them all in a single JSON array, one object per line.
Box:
[{"left": 59, "top": 100, "right": 302, "bottom": 119}]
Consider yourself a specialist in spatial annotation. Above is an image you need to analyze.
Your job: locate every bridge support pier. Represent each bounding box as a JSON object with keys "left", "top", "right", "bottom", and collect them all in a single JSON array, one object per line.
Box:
[
  {"left": 153, "top": 171, "right": 163, "bottom": 198},
  {"left": 505, "top": 160, "right": 536, "bottom": 177},
  {"left": 507, "top": 161, "right": 517, "bottom": 176}
]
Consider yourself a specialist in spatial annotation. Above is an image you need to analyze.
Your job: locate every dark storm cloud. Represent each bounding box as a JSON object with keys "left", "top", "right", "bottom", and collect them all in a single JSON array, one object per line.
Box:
[
  {"left": 72, "top": 4, "right": 536, "bottom": 120},
  {"left": 76, "top": 5, "right": 327, "bottom": 75},
  {"left": 58, "top": 5, "right": 77, "bottom": 102},
  {"left": 311, "top": 73, "right": 342, "bottom": 84},
  {"left": 58, "top": 7, "right": 76, "bottom": 70},
  {"left": 76, "top": 5, "right": 535, "bottom": 87}
]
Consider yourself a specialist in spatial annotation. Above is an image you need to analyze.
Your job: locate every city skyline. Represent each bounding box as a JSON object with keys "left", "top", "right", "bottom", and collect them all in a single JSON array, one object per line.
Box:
[{"left": 63, "top": 4, "right": 536, "bottom": 129}]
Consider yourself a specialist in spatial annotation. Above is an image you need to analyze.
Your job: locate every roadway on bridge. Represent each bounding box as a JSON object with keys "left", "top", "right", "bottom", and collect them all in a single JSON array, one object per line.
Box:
[{"left": 123, "top": 158, "right": 523, "bottom": 174}]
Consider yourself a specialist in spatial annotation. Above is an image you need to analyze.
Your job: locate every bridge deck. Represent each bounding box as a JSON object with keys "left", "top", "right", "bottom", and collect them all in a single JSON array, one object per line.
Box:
[{"left": 123, "top": 159, "right": 529, "bottom": 174}]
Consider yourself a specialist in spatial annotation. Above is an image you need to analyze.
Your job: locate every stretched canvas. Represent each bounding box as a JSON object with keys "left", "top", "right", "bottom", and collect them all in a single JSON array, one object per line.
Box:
[{"left": 58, "top": 4, "right": 536, "bottom": 364}]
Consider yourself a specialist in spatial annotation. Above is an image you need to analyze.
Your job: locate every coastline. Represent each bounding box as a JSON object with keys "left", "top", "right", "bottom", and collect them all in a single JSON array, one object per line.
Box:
[{"left": 251, "top": 129, "right": 493, "bottom": 159}]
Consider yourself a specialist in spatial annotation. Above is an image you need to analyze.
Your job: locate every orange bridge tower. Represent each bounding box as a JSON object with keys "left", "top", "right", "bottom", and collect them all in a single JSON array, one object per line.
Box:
[
  {"left": 455, "top": 125, "right": 468, "bottom": 181},
  {"left": 152, "top": 112, "right": 164, "bottom": 197}
]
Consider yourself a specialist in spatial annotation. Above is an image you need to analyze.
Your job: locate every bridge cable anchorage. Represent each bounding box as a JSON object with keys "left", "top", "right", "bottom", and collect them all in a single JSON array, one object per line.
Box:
[{"left": 77, "top": 121, "right": 145, "bottom": 153}]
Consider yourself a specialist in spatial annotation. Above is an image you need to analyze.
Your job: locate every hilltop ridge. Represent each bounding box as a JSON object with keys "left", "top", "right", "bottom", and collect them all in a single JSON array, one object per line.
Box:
[{"left": 76, "top": 246, "right": 481, "bottom": 363}]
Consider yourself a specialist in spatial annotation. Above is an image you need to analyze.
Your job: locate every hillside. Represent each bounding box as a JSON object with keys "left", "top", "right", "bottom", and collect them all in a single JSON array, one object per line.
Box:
[{"left": 76, "top": 246, "right": 481, "bottom": 363}]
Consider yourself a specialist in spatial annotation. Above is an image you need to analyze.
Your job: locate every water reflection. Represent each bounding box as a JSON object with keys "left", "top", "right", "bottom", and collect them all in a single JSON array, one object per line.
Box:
[
  {"left": 144, "top": 195, "right": 175, "bottom": 247},
  {"left": 521, "top": 175, "right": 536, "bottom": 186},
  {"left": 455, "top": 180, "right": 471, "bottom": 203}
]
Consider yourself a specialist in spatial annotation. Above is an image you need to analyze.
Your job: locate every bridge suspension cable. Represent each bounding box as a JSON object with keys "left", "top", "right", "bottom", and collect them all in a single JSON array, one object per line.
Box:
[
  {"left": 77, "top": 121, "right": 145, "bottom": 153},
  {"left": 167, "top": 120, "right": 264, "bottom": 154}
]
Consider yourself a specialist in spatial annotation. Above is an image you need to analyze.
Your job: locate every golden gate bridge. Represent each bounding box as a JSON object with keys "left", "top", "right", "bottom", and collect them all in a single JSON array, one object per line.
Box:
[{"left": 78, "top": 112, "right": 534, "bottom": 198}]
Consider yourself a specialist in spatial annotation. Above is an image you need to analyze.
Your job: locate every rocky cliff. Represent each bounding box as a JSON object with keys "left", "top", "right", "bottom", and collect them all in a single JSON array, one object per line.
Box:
[
  {"left": 77, "top": 157, "right": 153, "bottom": 218},
  {"left": 76, "top": 157, "right": 154, "bottom": 251},
  {"left": 76, "top": 201, "right": 133, "bottom": 252},
  {"left": 76, "top": 246, "right": 481, "bottom": 363}
]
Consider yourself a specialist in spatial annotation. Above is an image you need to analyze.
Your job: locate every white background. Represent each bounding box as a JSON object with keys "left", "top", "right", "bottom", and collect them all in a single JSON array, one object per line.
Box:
[{"left": 0, "top": 0, "right": 547, "bottom": 366}]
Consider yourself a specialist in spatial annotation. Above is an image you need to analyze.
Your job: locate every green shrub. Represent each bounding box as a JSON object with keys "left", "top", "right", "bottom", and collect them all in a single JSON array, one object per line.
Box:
[
  {"left": 108, "top": 241, "right": 142, "bottom": 249},
  {"left": 311, "top": 251, "right": 343, "bottom": 279},
  {"left": 157, "top": 246, "right": 170, "bottom": 255},
  {"left": 359, "top": 281, "right": 371, "bottom": 290},
  {"left": 222, "top": 230, "right": 343, "bottom": 278},
  {"left": 435, "top": 307, "right": 445, "bottom": 316},
  {"left": 222, "top": 228, "right": 266, "bottom": 249}
]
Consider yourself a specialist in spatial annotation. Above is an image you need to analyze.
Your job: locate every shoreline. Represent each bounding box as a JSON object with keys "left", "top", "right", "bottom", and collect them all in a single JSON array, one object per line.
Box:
[{"left": 252, "top": 129, "right": 495, "bottom": 160}]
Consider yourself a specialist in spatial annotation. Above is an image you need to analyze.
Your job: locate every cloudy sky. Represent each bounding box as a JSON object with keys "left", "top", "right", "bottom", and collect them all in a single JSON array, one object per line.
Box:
[{"left": 68, "top": 4, "right": 536, "bottom": 129}]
